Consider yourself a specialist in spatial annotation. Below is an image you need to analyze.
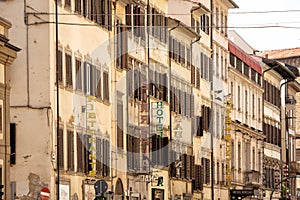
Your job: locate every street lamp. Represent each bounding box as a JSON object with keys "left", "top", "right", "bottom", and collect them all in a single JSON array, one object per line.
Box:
[{"left": 270, "top": 175, "right": 300, "bottom": 200}]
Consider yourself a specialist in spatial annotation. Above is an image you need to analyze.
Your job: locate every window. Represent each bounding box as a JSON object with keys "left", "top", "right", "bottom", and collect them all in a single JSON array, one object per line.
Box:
[
  {"left": 65, "top": 0, "right": 71, "bottom": 7},
  {"left": 220, "top": 11, "right": 224, "bottom": 33},
  {"left": 251, "top": 69, "right": 256, "bottom": 82},
  {"left": 215, "top": 7, "right": 219, "bottom": 30},
  {"left": 252, "top": 95, "right": 255, "bottom": 118},
  {"left": 236, "top": 58, "right": 242, "bottom": 72},
  {"left": 238, "top": 86, "right": 241, "bottom": 110},
  {"left": 252, "top": 148, "right": 255, "bottom": 170},
  {"left": 75, "top": 58, "right": 83, "bottom": 91},
  {"left": 75, "top": 0, "right": 82, "bottom": 13},
  {"left": 217, "top": 162, "right": 220, "bottom": 184},
  {"left": 83, "top": 0, "right": 112, "bottom": 30},
  {"left": 117, "top": 103, "right": 123, "bottom": 149},
  {"left": 230, "top": 53, "right": 235, "bottom": 67},
  {"left": 224, "top": 15, "right": 228, "bottom": 36},
  {"left": 96, "top": 137, "right": 110, "bottom": 177},
  {"left": 58, "top": 128, "right": 64, "bottom": 170},
  {"left": 201, "top": 14, "right": 209, "bottom": 34},
  {"left": 103, "top": 71, "right": 109, "bottom": 102},
  {"left": 67, "top": 129, "right": 74, "bottom": 171},
  {"left": 10, "top": 123, "right": 16, "bottom": 165},
  {"left": 258, "top": 98, "right": 261, "bottom": 120},
  {"left": 202, "top": 158, "right": 210, "bottom": 184},
  {"left": 245, "top": 90, "right": 248, "bottom": 114},
  {"left": 238, "top": 143, "right": 241, "bottom": 170},
  {"left": 0, "top": 104, "right": 2, "bottom": 133},
  {"left": 116, "top": 22, "right": 128, "bottom": 70},
  {"left": 76, "top": 132, "right": 85, "bottom": 173},
  {"left": 216, "top": 51, "right": 219, "bottom": 77},
  {"left": 57, "top": 50, "right": 63, "bottom": 84},
  {"left": 244, "top": 64, "right": 249, "bottom": 77},
  {"left": 65, "top": 53, "right": 73, "bottom": 88}
]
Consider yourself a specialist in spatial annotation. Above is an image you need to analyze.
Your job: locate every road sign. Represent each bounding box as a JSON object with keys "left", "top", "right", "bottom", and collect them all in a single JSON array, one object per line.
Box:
[
  {"left": 40, "top": 187, "right": 50, "bottom": 200},
  {"left": 230, "top": 189, "right": 254, "bottom": 199},
  {"left": 94, "top": 180, "right": 108, "bottom": 195}
]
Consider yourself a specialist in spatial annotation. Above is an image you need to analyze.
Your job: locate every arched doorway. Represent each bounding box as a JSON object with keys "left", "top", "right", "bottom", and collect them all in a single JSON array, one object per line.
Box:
[{"left": 115, "top": 178, "right": 124, "bottom": 200}]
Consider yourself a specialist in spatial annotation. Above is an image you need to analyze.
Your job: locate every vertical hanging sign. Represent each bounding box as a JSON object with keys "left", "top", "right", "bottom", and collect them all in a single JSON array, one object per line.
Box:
[
  {"left": 140, "top": 82, "right": 150, "bottom": 171},
  {"left": 225, "top": 97, "right": 233, "bottom": 187},
  {"left": 151, "top": 102, "right": 164, "bottom": 138},
  {"left": 87, "top": 96, "right": 97, "bottom": 177}
]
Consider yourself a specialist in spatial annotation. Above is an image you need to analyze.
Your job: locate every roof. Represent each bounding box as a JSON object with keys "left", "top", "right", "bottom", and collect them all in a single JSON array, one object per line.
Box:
[
  {"left": 228, "top": 40, "right": 262, "bottom": 74},
  {"left": 260, "top": 47, "right": 300, "bottom": 59},
  {"left": 262, "top": 57, "right": 298, "bottom": 79}
]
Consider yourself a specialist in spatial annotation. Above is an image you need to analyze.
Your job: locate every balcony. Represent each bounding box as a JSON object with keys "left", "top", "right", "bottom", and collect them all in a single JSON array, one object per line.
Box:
[
  {"left": 290, "top": 161, "right": 300, "bottom": 174},
  {"left": 244, "top": 170, "right": 260, "bottom": 188}
]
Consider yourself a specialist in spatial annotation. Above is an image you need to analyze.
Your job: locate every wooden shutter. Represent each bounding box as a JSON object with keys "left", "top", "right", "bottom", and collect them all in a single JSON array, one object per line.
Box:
[
  {"left": 57, "top": 50, "right": 63, "bottom": 83},
  {"left": 75, "top": 0, "right": 82, "bottom": 13},
  {"left": 121, "top": 25, "right": 128, "bottom": 70},
  {"left": 186, "top": 93, "right": 191, "bottom": 118},
  {"left": 125, "top": 4, "right": 132, "bottom": 31},
  {"left": 76, "top": 132, "right": 84, "bottom": 173},
  {"left": 191, "top": 155, "right": 195, "bottom": 180},
  {"left": 196, "top": 68, "right": 200, "bottom": 88},
  {"left": 75, "top": 59, "right": 82, "bottom": 91},
  {"left": 103, "top": 71, "right": 109, "bottom": 101},
  {"left": 151, "top": 135, "right": 157, "bottom": 166},
  {"left": 117, "top": 103, "right": 124, "bottom": 149},
  {"left": 162, "top": 137, "right": 169, "bottom": 166},
  {"left": 206, "top": 158, "right": 210, "bottom": 184},
  {"left": 186, "top": 155, "right": 191, "bottom": 180},
  {"left": 181, "top": 154, "right": 186, "bottom": 179},
  {"left": 96, "top": 137, "right": 103, "bottom": 175},
  {"left": 191, "top": 65, "right": 195, "bottom": 85},
  {"left": 67, "top": 130, "right": 74, "bottom": 171},
  {"left": 58, "top": 128, "right": 64, "bottom": 169}
]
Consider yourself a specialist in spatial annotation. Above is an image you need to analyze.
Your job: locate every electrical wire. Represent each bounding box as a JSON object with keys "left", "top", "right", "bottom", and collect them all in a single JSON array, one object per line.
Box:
[{"left": 27, "top": 21, "right": 300, "bottom": 30}]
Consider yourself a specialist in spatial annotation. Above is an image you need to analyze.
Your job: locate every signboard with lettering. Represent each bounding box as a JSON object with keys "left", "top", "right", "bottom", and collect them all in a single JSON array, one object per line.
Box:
[{"left": 230, "top": 189, "right": 254, "bottom": 199}]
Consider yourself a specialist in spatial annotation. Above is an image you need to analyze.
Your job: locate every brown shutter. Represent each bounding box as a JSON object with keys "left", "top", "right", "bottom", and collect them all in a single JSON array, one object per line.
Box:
[
  {"left": 151, "top": 135, "right": 157, "bottom": 166},
  {"left": 181, "top": 154, "right": 186, "bottom": 179},
  {"left": 196, "top": 68, "right": 200, "bottom": 88},
  {"left": 191, "top": 156, "right": 195, "bottom": 179},
  {"left": 186, "top": 155, "right": 191, "bottom": 180},
  {"left": 58, "top": 128, "right": 64, "bottom": 169},
  {"left": 117, "top": 103, "right": 124, "bottom": 149},
  {"left": 76, "top": 132, "right": 84, "bottom": 173},
  {"left": 96, "top": 137, "right": 103, "bottom": 175},
  {"left": 67, "top": 130, "right": 74, "bottom": 171},
  {"left": 121, "top": 25, "right": 128, "bottom": 70},
  {"left": 125, "top": 4, "right": 132, "bottom": 31},
  {"left": 191, "top": 65, "right": 195, "bottom": 85},
  {"left": 162, "top": 137, "right": 169, "bottom": 166},
  {"left": 58, "top": 50, "right": 63, "bottom": 83}
]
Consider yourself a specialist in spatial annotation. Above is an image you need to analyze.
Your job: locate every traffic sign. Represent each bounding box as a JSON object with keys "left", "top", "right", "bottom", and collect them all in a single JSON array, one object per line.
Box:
[
  {"left": 94, "top": 180, "right": 108, "bottom": 195},
  {"left": 40, "top": 187, "right": 50, "bottom": 200}
]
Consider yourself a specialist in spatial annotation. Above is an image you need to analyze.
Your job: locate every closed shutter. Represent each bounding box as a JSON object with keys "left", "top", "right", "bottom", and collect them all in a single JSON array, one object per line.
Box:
[
  {"left": 186, "top": 93, "right": 191, "bottom": 117},
  {"left": 206, "top": 158, "right": 210, "bottom": 184},
  {"left": 175, "top": 89, "right": 179, "bottom": 113},
  {"left": 190, "top": 95, "right": 194, "bottom": 118},
  {"left": 58, "top": 50, "right": 63, "bottom": 83},
  {"left": 191, "top": 155, "right": 195, "bottom": 179},
  {"left": 196, "top": 68, "right": 200, "bottom": 88},
  {"left": 200, "top": 165, "right": 204, "bottom": 190},
  {"left": 127, "top": 134, "right": 133, "bottom": 170},
  {"left": 65, "top": 53, "right": 73, "bottom": 88},
  {"left": 96, "top": 137, "right": 103, "bottom": 175},
  {"left": 58, "top": 128, "right": 64, "bottom": 169},
  {"left": 181, "top": 154, "right": 186, "bottom": 179},
  {"left": 67, "top": 130, "right": 74, "bottom": 171},
  {"left": 103, "top": 71, "right": 109, "bottom": 101},
  {"left": 151, "top": 135, "right": 157, "bottom": 166},
  {"left": 125, "top": 4, "right": 132, "bottom": 31},
  {"left": 121, "top": 25, "right": 128, "bottom": 70},
  {"left": 162, "top": 137, "right": 169, "bottom": 166},
  {"left": 186, "top": 155, "right": 191, "bottom": 180},
  {"left": 191, "top": 65, "right": 195, "bottom": 85},
  {"left": 117, "top": 103, "right": 124, "bottom": 149},
  {"left": 162, "top": 73, "right": 168, "bottom": 102},
  {"left": 140, "top": 7, "right": 145, "bottom": 40},
  {"left": 76, "top": 133, "right": 84, "bottom": 172},
  {"left": 181, "top": 90, "right": 185, "bottom": 116},
  {"left": 181, "top": 43, "right": 185, "bottom": 65}
]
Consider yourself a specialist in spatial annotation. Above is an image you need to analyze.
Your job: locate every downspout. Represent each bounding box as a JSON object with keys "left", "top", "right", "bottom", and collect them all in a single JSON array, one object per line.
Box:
[
  {"left": 190, "top": 37, "right": 200, "bottom": 145},
  {"left": 168, "top": 22, "right": 180, "bottom": 142},
  {"left": 168, "top": 21, "right": 179, "bottom": 200},
  {"left": 3, "top": 55, "right": 10, "bottom": 200},
  {"left": 55, "top": 0, "right": 60, "bottom": 199},
  {"left": 210, "top": 0, "right": 214, "bottom": 199}
]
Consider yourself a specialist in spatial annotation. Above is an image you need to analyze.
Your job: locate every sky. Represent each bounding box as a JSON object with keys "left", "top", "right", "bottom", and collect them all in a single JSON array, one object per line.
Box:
[{"left": 228, "top": 0, "right": 300, "bottom": 51}]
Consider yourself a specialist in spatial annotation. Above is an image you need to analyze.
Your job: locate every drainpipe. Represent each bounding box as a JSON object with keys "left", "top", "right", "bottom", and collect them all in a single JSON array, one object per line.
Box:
[
  {"left": 168, "top": 21, "right": 179, "bottom": 200},
  {"left": 55, "top": 0, "right": 60, "bottom": 199}
]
